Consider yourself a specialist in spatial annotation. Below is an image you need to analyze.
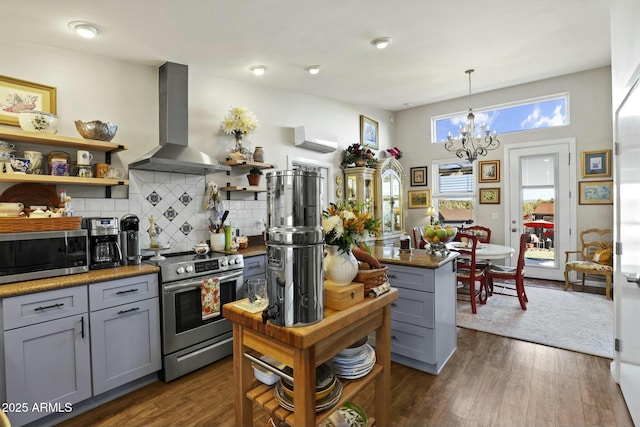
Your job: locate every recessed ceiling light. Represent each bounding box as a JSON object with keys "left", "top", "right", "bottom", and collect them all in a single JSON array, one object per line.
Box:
[
  {"left": 306, "top": 65, "right": 321, "bottom": 75},
  {"left": 68, "top": 21, "right": 99, "bottom": 39},
  {"left": 249, "top": 65, "right": 266, "bottom": 76},
  {"left": 371, "top": 37, "right": 392, "bottom": 49}
]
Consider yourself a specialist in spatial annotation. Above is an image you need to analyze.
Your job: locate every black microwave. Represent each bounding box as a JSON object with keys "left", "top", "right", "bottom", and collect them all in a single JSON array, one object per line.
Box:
[{"left": 0, "top": 229, "right": 89, "bottom": 285}]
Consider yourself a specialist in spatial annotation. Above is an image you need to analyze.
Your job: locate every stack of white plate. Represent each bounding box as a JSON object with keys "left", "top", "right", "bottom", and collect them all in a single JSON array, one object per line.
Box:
[{"left": 328, "top": 343, "right": 376, "bottom": 380}]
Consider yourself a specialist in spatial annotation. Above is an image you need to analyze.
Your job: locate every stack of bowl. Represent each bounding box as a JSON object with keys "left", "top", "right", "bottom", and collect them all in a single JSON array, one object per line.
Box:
[{"left": 274, "top": 363, "right": 343, "bottom": 412}]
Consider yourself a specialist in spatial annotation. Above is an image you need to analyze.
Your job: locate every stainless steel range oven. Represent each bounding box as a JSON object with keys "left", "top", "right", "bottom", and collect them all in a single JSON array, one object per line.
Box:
[{"left": 147, "top": 252, "right": 244, "bottom": 382}]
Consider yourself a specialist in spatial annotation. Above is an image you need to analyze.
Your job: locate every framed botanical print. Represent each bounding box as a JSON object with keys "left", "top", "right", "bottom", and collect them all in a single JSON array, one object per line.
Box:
[
  {"left": 408, "top": 189, "right": 430, "bottom": 209},
  {"left": 360, "top": 115, "right": 379, "bottom": 149},
  {"left": 478, "top": 160, "right": 500, "bottom": 183},
  {"left": 579, "top": 180, "right": 613, "bottom": 204},
  {"left": 0, "top": 75, "right": 57, "bottom": 126},
  {"left": 410, "top": 166, "right": 427, "bottom": 187},
  {"left": 479, "top": 188, "right": 501, "bottom": 204},
  {"left": 581, "top": 150, "right": 611, "bottom": 178}
]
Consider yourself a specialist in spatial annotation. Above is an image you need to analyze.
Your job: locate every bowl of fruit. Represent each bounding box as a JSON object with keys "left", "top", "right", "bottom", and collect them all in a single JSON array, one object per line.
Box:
[{"left": 423, "top": 225, "right": 457, "bottom": 245}]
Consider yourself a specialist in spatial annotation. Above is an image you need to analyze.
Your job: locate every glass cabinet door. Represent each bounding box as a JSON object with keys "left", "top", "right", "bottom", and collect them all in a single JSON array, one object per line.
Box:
[
  {"left": 344, "top": 167, "right": 375, "bottom": 213},
  {"left": 374, "top": 158, "right": 404, "bottom": 243}
]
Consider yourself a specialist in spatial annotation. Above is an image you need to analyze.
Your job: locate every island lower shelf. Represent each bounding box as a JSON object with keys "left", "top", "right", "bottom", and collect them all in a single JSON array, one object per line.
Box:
[{"left": 247, "top": 364, "right": 382, "bottom": 426}]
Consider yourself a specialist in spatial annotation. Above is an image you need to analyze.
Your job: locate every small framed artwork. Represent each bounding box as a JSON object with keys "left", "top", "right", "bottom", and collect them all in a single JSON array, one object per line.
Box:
[
  {"left": 408, "top": 189, "right": 431, "bottom": 209},
  {"left": 0, "top": 75, "right": 57, "bottom": 127},
  {"left": 410, "top": 166, "right": 427, "bottom": 187},
  {"left": 360, "top": 115, "right": 379, "bottom": 149},
  {"left": 479, "top": 188, "right": 501, "bottom": 204},
  {"left": 581, "top": 150, "right": 611, "bottom": 178},
  {"left": 579, "top": 180, "right": 613, "bottom": 205},
  {"left": 478, "top": 160, "right": 500, "bottom": 183}
]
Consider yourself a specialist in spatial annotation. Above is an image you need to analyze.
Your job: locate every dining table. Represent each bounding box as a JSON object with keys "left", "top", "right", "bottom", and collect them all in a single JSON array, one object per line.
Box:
[{"left": 446, "top": 242, "right": 515, "bottom": 261}]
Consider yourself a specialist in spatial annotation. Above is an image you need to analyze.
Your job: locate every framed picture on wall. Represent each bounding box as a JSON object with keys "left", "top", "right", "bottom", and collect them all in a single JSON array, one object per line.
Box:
[
  {"left": 0, "top": 75, "right": 57, "bottom": 126},
  {"left": 478, "top": 160, "right": 500, "bottom": 183},
  {"left": 579, "top": 180, "right": 613, "bottom": 204},
  {"left": 479, "top": 188, "right": 501, "bottom": 204},
  {"left": 408, "top": 189, "right": 430, "bottom": 209},
  {"left": 410, "top": 166, "right": 427, "bottom": 186},
  {"left": 360, "top": 115, "right": 379, "bottom": 149},
  {"left": 581, "top": 150, "right": 611, "bottom": 178}
]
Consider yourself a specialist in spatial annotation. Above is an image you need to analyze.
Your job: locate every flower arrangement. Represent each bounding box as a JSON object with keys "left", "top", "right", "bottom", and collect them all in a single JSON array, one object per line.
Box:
[
  {"left": 341, "top": 143, "right": 377, "bottom": 168},
  {"left": 220, "top": 106, "right": 258, "bottom": 136},
  {"left": 322, "top": 202, "right": 381, "bottom": 254},
  {"left": 386, "top": 147, "right": 403, "bottom": 160}
]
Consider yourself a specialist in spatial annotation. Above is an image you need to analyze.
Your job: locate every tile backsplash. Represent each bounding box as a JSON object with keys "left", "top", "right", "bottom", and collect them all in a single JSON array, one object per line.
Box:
[{"left": 72, "top": 170, "right": 267, "bottom": 252}]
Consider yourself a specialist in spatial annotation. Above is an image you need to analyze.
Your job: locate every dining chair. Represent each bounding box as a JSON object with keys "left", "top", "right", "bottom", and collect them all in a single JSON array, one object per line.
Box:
[
  {"left": 464, "top": 225, "right": 491, "bottom": 243},
  {"left": 412, "top": 226, "right": 426, "bottom": 249},
  {"left": 484, "top": 232, "right": 528, "bottom": 310},
  {"left": 564, "top": 228, "right": 613, "bottom": 299},
  {"left": 452, "top": 233, "right": 487, "bottom": 314}
]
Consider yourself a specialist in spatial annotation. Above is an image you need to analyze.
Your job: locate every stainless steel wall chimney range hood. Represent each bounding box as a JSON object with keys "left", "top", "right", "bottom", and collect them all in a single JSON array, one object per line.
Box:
[{"left": 129, "top": 62, "right": 230, "bottom": 175}]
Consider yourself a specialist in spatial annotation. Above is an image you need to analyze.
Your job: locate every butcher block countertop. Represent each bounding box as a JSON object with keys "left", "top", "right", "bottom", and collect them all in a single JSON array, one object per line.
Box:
[
  {"left": 0, "top": 264, "right": 160, "bottom": 298},
  {"left": 369, "top": 246, "right": 458, "bottom": 268}
]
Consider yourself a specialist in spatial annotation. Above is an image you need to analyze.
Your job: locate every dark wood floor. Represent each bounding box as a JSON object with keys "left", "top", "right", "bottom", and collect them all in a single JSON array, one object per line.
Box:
[{"left": 59, "top": 326, "right": 633, "bottom": 427}]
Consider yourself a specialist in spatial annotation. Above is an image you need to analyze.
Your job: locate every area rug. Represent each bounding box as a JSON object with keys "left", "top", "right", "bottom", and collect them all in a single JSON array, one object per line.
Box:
[{"left": 456, "top": 284, "right": 614, "bottom": 358}]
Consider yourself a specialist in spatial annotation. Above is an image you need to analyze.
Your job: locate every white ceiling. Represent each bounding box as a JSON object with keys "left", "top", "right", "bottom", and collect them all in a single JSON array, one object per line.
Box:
[{"left": 2, "top": 0, "right": 611, "bottom": 112}]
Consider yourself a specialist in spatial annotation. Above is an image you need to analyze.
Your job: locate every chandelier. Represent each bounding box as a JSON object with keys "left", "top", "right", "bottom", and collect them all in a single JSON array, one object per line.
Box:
[{"left": 444, "top": 69, "right": 500, "bottom": 162}]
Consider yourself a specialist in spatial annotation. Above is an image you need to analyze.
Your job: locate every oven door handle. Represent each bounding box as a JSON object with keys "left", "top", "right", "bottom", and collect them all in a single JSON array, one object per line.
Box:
[{"left": 163, "top": 269, "right": 243, "bottom": 292}]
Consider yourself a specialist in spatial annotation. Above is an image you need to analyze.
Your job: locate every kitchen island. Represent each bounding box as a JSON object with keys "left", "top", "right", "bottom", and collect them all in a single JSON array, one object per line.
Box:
[
  {"left": 369, "top": 246, "right": 459, "bottom": 375},
  {"left": 224, "top": 288, "right": 398, "bottom": 427}
]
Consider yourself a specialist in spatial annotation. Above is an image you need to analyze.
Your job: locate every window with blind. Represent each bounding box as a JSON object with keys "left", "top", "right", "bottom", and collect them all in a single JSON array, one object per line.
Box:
[{"left": 431, "top": 160, "right": 475, "bottom": 224}]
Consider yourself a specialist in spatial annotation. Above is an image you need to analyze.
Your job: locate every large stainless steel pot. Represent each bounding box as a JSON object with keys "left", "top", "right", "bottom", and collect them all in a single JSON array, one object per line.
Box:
[{"left": 262, "top": 170, "right": 325, "bottom": 327}]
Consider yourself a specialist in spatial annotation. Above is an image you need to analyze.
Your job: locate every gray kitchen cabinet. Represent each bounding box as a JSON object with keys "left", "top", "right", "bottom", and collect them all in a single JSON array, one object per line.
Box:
[
  {"left": 89, "top": 274, "right": 161, "bottom": 395},
  {"left": 243, "top": 254, "right": 266, "bottom": 294},
  {"left": 385, "top": 261, "right": 457, "bottom": 375},
  {"left": 3, "top": 287, "right": 92, "bottom": 426}
]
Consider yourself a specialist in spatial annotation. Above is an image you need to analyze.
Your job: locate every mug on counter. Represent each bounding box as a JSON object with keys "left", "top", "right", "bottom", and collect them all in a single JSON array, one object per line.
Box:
[
  {"left": 77, "top": 150, "right": 93, "bottom": 165},
  {"left": 24, "top": 150, "right": 43, "bottom": 174}
]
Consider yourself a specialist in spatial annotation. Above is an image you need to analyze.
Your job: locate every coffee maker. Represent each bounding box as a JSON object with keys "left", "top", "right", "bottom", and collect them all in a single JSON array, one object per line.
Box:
[
  {"left": 82, "top": 217, "right": 122, "bottom": 269},
  {"left": 120, "top": 214, "right": 141, "bottom": 265}
]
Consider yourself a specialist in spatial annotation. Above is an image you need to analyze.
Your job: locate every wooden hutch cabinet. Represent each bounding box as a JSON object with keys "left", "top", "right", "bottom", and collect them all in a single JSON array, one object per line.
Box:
[
  {"left": 374, "top": 157, "right": 404, "bottom": 244},
  {"left": 343, "top": 157, "right": 405, "bottom": 245}
]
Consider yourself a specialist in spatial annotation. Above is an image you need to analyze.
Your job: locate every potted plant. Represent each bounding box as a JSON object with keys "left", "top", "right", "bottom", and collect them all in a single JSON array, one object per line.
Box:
[
  {"left": 340, "top": 143, "right": 377, "bottom": 168},
  {"left": 247, "top": 167, "right": 263, "bottom": 186}
]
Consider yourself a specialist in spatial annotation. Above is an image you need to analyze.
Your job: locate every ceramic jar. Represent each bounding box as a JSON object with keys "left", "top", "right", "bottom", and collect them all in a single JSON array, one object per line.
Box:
[
  {"left": 323, "top": 245, "right": 359, "bottom": 286},
  {"left": 253, "top": 146, "right": 264, "bottom": 163}
]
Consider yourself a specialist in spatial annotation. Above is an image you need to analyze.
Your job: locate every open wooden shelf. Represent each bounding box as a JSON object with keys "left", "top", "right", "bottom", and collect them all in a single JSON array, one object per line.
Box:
[
  {"left": 0, "top": 128, "right": 127, "bottom": 153},
  {"left": 247, "top": 365, "right": 382, "bottom": 426},
  {"left": 224, "top": 159, "right": 277, "bottom": 170},
  {"left": 0, "top": 174, "right": 128, "bottom": 186}
]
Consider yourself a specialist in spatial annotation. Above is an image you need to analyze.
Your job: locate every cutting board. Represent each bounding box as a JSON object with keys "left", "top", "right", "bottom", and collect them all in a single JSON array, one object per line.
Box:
[{"left": 0, "top": 183, "right": 60, "bottom": 209}]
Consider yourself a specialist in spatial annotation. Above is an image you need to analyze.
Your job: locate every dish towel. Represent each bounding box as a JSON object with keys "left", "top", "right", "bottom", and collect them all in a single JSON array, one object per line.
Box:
[{"left": 201, "top": 278, "right": 220, "bottom": 320}]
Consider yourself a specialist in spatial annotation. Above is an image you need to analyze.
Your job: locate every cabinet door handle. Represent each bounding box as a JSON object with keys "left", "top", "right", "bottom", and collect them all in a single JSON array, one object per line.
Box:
[
  {"left": 117, "top": 307, "right": 140, "bottom": 315},
  {"left": 80, "top": 316, "right": 85, "bottom": 339},
  {"left": 34, "top": 302, "right": 64, "bottom": 311},
  {"left": 391, "top": 335, "right": 398, "bottom": 340},
  {"left": 116, "top": 288, "right": 139, "bottom": 295},
  {"left": 247, "top": 264, "right": 260, "bottom": 270},
  {"left": 387, "top": 274, "right": 397, "bottom": 279},
  {"left": 391, "top": 302, "right": 397, "bottom": 307}
]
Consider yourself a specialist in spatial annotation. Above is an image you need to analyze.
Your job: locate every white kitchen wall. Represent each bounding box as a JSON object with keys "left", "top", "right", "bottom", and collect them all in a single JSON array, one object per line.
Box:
[
  {"left": 394, "top": 67, "right": 613, "bottom": 245},
  {"left": 0, "top": 40, "right": 392, "bottom": 248}
]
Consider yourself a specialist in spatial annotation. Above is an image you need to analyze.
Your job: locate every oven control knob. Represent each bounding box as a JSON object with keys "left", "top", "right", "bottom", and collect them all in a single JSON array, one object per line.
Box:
[
  {"left": 220, "top": 258, "right": 228, "bottom": 267},
  {"left": 185, "top": 265, "right": 194, "bottom": 273},
  {"left": 176, "top": 266, "right": 185, "bottom": 274},
  {"left": 232, "top": 257, "right": 241, "bottom": 264}
]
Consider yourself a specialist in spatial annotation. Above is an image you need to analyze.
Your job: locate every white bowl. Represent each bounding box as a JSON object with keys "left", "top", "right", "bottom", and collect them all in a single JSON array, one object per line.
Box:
[{"left": 18, "top": 111, "right": 58, "bottom": 134}]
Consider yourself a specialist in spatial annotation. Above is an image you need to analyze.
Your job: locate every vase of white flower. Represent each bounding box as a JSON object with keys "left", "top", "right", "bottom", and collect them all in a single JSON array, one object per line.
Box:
[
  {"left": 322, "top": 202, "right": 381, "bottom": 286},
  {"left": 221, "top": 106, "right": 259, "bottom": 160}
]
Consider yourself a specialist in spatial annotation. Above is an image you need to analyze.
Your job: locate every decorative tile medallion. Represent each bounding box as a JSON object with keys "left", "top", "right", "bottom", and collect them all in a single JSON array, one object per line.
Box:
[
  {"left": 146, "top": 191, "right": 162, "bottom": 206},
  {"left": 164, "top": 206, "right": 177, "bottom": 221},
  {"left": 179, "top": 192, "right": 193, "bottom": 206},
  {"left": 180, "top": 222, "right": 193, "bottom": 235}
]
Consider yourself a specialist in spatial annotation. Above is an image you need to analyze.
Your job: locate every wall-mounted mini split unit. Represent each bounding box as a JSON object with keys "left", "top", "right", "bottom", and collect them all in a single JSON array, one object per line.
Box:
[{"left": 293, "top": 126, "right": 338, "bottom": 153}]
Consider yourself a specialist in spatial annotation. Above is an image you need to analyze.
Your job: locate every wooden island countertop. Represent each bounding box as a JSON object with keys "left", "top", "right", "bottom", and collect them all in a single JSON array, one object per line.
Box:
[{"left": 369, "top": 245, "right": 458, "bottom": 269}]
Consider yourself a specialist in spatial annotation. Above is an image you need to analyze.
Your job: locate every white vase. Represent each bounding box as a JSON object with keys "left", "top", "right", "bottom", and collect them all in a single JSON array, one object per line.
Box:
[{"left": 324, "top": 245, "right": 359, "bottom": 286}]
